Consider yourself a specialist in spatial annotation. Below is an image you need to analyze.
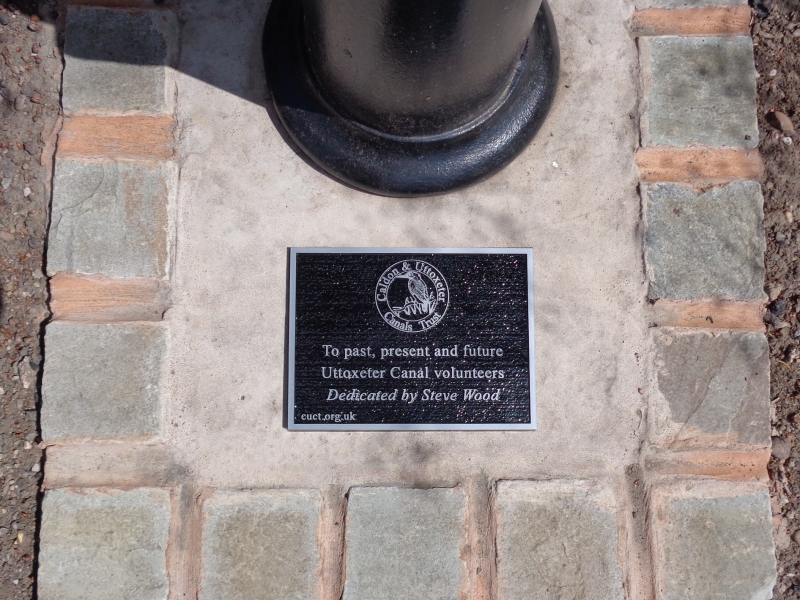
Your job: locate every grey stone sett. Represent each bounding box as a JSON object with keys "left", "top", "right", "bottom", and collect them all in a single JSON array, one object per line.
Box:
[
  {"left": 48, "top": 159, "right": 173, "bottom": 278},
  {"left": 496, "top": 480, "right": 624, "bottom": 600},
  {"left": 42, "top": 322, "right": 165, "bottom": 440},
  {"left": 652, "top": 329, "right": 770, "bottom": 448},
  {"left": 642, "top": 36, "right": 758, "bottom": 148},
  {"left": 343, "top": 487, "right": 465, "bottom": 600},
  {"left": 63, "top": 6, "right": 178, "bottom": 113},
  {"left": 644, "top": 182, "right": 766, "bottom": 300},
  {"left": 654, "top": 483, "right": 776, "bottom": 600},
  {"left": 201, "top": 490, "right": 320, "bottom": 600},
  {"left": 39, "top": 488, "right": 170, "bottom": 600}
]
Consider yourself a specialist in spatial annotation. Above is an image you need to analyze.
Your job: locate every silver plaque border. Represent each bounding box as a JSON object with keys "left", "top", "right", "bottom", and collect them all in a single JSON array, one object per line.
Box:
[{"left": 287, "top": 248, "right": 536, "bottom": 431}]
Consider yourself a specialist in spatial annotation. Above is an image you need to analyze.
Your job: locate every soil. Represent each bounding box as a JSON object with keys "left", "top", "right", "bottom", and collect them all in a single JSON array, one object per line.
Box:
[
  {"left": 752, "top": 0, "right": 800, "bottom": 597},
  {"left": 0, "top": 0, "right": 60, "bottom": 596}
]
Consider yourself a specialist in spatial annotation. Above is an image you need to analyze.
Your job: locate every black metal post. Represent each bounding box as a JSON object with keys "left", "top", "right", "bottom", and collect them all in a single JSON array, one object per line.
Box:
[{"left": 264, "top": 0, "right": 559, "bottom": 197}]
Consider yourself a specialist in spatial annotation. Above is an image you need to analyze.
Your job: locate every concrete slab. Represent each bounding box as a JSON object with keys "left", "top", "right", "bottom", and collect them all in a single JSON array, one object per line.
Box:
[{"left": 167, "top": 0, "right": 646, "bottom": 488}]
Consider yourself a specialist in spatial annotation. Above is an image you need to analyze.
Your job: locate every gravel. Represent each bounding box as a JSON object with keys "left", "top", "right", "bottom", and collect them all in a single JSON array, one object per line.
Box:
[
  {"left": 0, "top": 0, "right": 60, "bottom": 596},
  {"left": 753, "top": 0, "right": 800, "bottom": 596}
]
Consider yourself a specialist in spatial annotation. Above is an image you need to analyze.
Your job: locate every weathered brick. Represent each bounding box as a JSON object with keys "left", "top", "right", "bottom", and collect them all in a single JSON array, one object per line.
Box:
[
  {"left": 63, "top": 6, "right": 178, "bottom": 113},
  {"left": 641, "top": 36, "right": 758, "bottom": 148},
  {"left": 42, "top": 322, "right": 165, "bottom": 440},
  {"left": 39, "top": 488, "right": 170, "bottom": 600},
  {"left": 650, "top": 328, "right": 770, "bottom": 449},
  {"left": 651, "top": 481, "right": 776, "bottom": 600},
  {"left": 48, "top": 159, "right": 173, "bottom": 278},
  {"left": 644, "top": 182, "right": 765, "bottom": 300},
  {"left": 343, "top": 487, "right": 465, "bottom": 600},
  {"left": 496, "top": 480, "right": 624, "bottom": 600},
  {"left": 201, "top": 490, "right": 320, "bottom": 600}
]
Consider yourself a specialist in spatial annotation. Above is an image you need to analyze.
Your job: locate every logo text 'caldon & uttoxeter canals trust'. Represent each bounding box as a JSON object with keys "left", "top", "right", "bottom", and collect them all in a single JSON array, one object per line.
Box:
[{"left": 375, "top": 260, "right": 449, "bottom": 332}]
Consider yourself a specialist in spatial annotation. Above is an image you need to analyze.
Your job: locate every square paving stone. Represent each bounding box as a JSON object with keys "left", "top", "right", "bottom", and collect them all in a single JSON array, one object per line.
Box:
[
  {"left": 39, "top": 488, "right": 170, "bottom": 600},
  {"left": 641, "top": 36, "right": 758, "bottom": 148},
  {"left": 496, "top": 480, "right": 624, "bottom": 600},
  {"left": 343, "top": 487, "right": 466, "bottom": 600},
  {"left": 652, "top": 481, "right": 776, "bottom": 600},
  {"left": 201, "top": 490, "right": 320, "bottom": 600},
  {"left": 63, "top": 6, "right": 178, "bottom": 113},
  {"left": 42, "top": 322, "right": 166, "bottom": 441},
  {"left": 644, "top": 182, "right": 765, "bottom": 300},
  {"left": 48, "top": 159, "right": 173, "bottom": 278},
  {"left": 651, "top": 328, "right": 770, "bottom": 448}
]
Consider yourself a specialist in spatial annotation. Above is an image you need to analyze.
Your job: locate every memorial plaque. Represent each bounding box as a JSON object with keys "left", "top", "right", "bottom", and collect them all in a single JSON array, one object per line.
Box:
[{"left": 287, "top": 249, "right": 535, "bottom": 430}]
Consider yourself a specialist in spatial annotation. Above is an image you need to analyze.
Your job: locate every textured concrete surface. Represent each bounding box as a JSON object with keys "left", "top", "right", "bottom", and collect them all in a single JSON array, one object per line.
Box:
[
  {"left": 167, "top": 0, "right": 646, "bottom": 489},
  {"left": 644, "top": 182, "right": 766, "bottom": 300},
  {"left": 342, "top": 487, "right": 465, "bottom": 600},
  {"left": 42, "top": 322, "right": 165, "bottom": 440},
  {"left": 63, "top": 6, "right": 178, "bottom": 113},
  {"left": 201, "top": 490, "right": 320, "bottom": 600},
  {"left": 48, "top": 159, "right": 174, "bottom": 278},
  {"left": 641, "top": 36, "right": 758, "bottom": 148},
  {"left": 651, "top": 328, "right": 770, "bottom": 448},
  {"left": 652, "top": 481, "right": 776, "bottom": 600},
  {"left": 496, "top": 480, "right": 624, "bottom": 600},
  {"left": 39, "top": 488, "right": 170, "bottom": 600}
]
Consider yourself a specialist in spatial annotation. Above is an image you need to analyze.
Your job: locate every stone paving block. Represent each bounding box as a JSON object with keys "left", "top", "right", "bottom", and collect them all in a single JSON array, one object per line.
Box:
[
  {"left": 641, "top": 36, "right": 758, "bottom": 148},
  {"left": 644, "top": 182, "right": 765, "bottom": 300},
  {"left": 201, "top": 489, "right": 320, "bottom": 600},
  {"left": 39, "top": 488, "right": 170, "bottom": 600},
  {"left": 63, "top": 6, "right": 178, "bottom": 113},
  {"left": 48, "top": 159, "right": 174, "bottom": 278},
  {"left": 343, "top": 487, "right": 465, "bottom": 600},
  {"left": 651, "top": 480, "right": 776, "bottom": 600},
  {"left": 42, "top": 322, "right": 165, "bottom": 440},
  {"left": 650, "top": 328, "right": 770, "bottom": 449},
  {"left": 496, "top": 480, "right": 624, "bottom": 600}
]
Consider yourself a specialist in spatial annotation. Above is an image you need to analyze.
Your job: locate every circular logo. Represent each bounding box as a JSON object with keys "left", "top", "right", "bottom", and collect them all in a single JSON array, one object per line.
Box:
[{"left": 375, "top": 260, "right": 449, "bottom": 333}]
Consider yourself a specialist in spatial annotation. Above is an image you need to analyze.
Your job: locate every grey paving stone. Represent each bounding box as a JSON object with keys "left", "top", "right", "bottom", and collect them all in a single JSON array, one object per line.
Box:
[
  {"left": 641, "top": 36, "right": 758, "bottom": 148},
  {"left": 652, "top": 481, "right": 776, "bottom": 600},
  {"left": 644, "top": 182, "right": 765, "bottom": 300},
  {"left": 496, "top": 480, "right": 624, "bottom": 600},
  {"left": 201, "top": 490, "right": 320, "bottom": 600},
  {"left": 42, "top": 322, "right": 165, "bottom": 440},
  {"left": 48, "top": 159, "right": 173, "bottom": 278},
  {"left": 651, "top": 329, "right": 770, "bottom": 448},
  {"left": 343, "top": 487, "right": 465, "bottom": 600},
  {"left": 39, "top": 488, "right": 170, "bottom": 600},
  {"left": 63, "top": 6, "right": 178, "bottom": 113}
]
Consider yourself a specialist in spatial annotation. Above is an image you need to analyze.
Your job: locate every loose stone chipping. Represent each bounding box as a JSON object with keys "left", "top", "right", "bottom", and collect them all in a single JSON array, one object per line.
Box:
[
  {"left": 201, "top": 490, "right": 320, "bottom": 600},
  {"left": 42, "top": 322, "right": 166, "bottom": 440},
  {"left": 38, "top": 488, "right": 170, "bottom": 600},
  {"left": 651, "top": 481, "right": 776, "bottom": 600},
  {"left": 62, "top": 6, "right": 178, "bottom": 113},
  {"left": 644, "top": 182, "right": 766, "bottom": 300},
  {"left": 48, "top": 159, "right": 174, "bottom": 278},
  {"left": 640, "top": 36, "right": 758, "bottom": 148},
  {"left": 342, "top": 487, "right": 466, "bottom": 600},
  {"left": 495, "top": 480, "right": 624, "bottom": 600},
  {"left": 650, "top": 328, "right": 770, "bottom": 448},
  {"left": 644, "top": 0, "right": 746, "bottom": 7}
]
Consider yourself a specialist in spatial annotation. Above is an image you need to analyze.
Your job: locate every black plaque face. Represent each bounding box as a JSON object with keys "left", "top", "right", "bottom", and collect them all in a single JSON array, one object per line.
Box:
[{"left": 287, "top": 249, "right": 535, "bottom": 430}]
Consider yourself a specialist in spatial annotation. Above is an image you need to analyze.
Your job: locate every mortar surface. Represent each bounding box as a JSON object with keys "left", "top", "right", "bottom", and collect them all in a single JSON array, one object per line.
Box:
[{"left": 168, "top": 0, "right": 646, "bottom": 488}]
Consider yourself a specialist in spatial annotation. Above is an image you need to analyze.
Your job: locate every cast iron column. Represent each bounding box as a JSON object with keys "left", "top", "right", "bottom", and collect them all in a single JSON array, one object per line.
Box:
[{"left": 264, "top": 0, "right": 559, "bottom": 197}]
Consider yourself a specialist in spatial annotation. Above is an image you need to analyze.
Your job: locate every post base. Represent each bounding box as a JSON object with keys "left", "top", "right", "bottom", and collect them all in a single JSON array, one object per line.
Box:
[{"left": 263, "top": 0, "right": 559, "bottom": 197}]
